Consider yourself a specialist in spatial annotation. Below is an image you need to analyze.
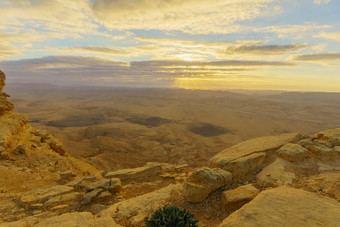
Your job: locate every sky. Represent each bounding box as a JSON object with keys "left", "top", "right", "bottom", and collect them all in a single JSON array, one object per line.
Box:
[{"left": 0, "top": 0, "right": 339, "bottom": 91}]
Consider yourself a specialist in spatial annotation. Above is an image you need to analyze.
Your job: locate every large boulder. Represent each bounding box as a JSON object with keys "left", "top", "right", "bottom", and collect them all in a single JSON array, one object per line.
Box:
[
  {"left": 298, "top": 139, "right": 339, "bottom": 160},
  {"left": 221, "top": 184, "right": 259, "bottom": 211},
  {"left": 219, "top": 187, "right": 340, "bottom": 227},
  {"left": 104, "top": 162, "right": 163, "bottom": 183},
  {"left": 209, "top": 133, "right": 301, "bottom": 172},
  {"left": 184, "top": 167, "right": 232, "bottom": 203},
  {"left": 256, "top": 158, "right": 295, "bottom": 187},
  {"left": 314, "top": 128, "right": 340, "bottom": 146},
  {"left": 276, "top": 143, "right": 309, "bottom": 162},
  {"left": 222, "top": 152, "right": 266, "bottom": 178},
  {"left": 99, "top": 184, "right": 183, "bottom": 226}
]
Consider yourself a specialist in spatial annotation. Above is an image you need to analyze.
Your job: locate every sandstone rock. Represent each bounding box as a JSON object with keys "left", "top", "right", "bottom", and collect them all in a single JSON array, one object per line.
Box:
[
  {"left": 314, "top": 128, "right": 340, "bottom": 146},
  {"left": 308, "top": 144, "right": 338, "bottom": 160},
  {"left": 0, "top": 146, "right": 8, "bottom": 159},
  {"left": 20, "top": 185, "right": 74, "bottom": 204},
  {"left": 100, "top": 184, "right": 183, "bottom": 226},
  {"left": 222, "top": 152, "right": 266, "bottom": 178},
  {"left": 184, "top": 167, "right": 232, "bottom": 203},
  {"left": 276, "top": 143, "right": 309, "bottom": 162},
  {"left": 104, "top": 162, "right": 163, "bottom": 183},
  {"left": 0, "top": 112, "right": 28, "bottom": 150},
  {"left": 81, "top": 188, "right": 104, "bottom": 205},
  {"left": 41, "top": 134, "right": 66, "bottom": 156},
  {"left": 50, "top": 204, "right": 69, "bottom": 213},
  {"left": 60, "top": 171, "right": 73, "bottom": 182},
  {"left": 221, "top": 184, "right": 259, "bottom": 210},
  {"left": 34, "top": 212, "right": 121, "bottom": 227},
  {"left": 219, "top": 187, "right": 340, "bottom": 227},
  {"left": 90, "top": 204, "right": 106, "bottom": 214},
  {"left": 67, "top": 176, "right": 97, "bottom": 191},
  {"left": 86, "top": 178, "right": 121, "bottom": 193},
  {"left": 256, "top": 158, "right": 295, "bottom": 187},
  {"left": 0, "top": 70, "right": 5, "bottom": 90},
  {"left": 0, "top": 220, "right": 28, "bottom": 227},
  {"left": 0, "top": 71, "right": 14, "bottom": 115},
  {"left": 95, "top": 191, "right": 113, "bottom": 202},
  {"left": 175, "top": 164, "right": 191, "bottom": 173},
  {"left": 328, "top": 184, "right": 340, "bottom": 201},
  {"left": 44, "top": 192, "right": 81, "bottom": 208},
  {"left": 210, "top": 133, "right": 300, "bottom": 169},
  {"left": 335, "top": 146, "right": 340, "bottom": 154}
]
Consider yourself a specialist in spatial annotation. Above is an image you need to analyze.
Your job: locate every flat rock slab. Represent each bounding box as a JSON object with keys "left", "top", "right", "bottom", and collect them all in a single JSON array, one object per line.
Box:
[
  {"left": 20, "top": 185, "right": 74, "bottom": 204},
  {"left": 222, "top": 152, "right": 266, "bottom": 178},
  {"left": 221, "top": 184, "right": 259, "bottom": 210},
  {"left": 276, "top": 143, "right": 309, "bottom": 162},
  {"left": 210, "top": 133, "right": 300, "bottom": 169},
  {"left": 219, "top": 187, "right": 340, "bottom": 227},
  {"left": 34, "top": 212, "right": 121, "bottom": 227},
  {"left": 256, "top": 158, "right": 295, "bottom": 187},
  {"left": 104, "top": 163, "right": 163, "bottom": 182},
  {"left": 184, "top": 167, "right": 232, "bottom": 203}
]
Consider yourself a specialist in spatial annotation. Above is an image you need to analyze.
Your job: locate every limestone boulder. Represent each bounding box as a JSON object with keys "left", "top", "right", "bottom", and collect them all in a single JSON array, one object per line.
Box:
[
  {"left": 276, "top": 143, "right": 309, "bottom": 162},
  {"left": 304, "top": 143, "right": 338, "bottom": 160},
  {"left": 256, "top": 158, "right": 295, "bottom": 187},
  {"left": 67, "top": 176, "right": 97, "bottom": 191},
  {"left": 100, "top": 184, "right": 183, "bottom": 226},
  {"left": 81, "top": 188, "right": 104, "bottom": 205},
  {"left": 219, "top": 187, "right": 340, "bottom": 227},
  {"left": 104, "top": 162, "right": 163, "bottom": 183},
  {"left": 314, "top": 128, "right": 340, "bottom": 146},
  {"left": 221, "top": 184, "right": 259, "bottom": 211},
  {"left": 222, "top": 152, "right": 266, "bottom": 178},
  {"left": 210, "top": 133, "right": 300, "bottom": 169},
  {"left": 184, "top": 167, "right": 232, "bottom": 203},
  {"left": 86, "top": 178, "right": 121, "bottom": 193}
]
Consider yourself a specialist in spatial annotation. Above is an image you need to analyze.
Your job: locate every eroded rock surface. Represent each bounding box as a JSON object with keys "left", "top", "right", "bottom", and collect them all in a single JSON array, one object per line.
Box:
[
  {"left": 209, "top": 133, "right": 300, "bottom": 178},
  {"left": 184, "top": 167, "right": 232, "bottom": 203},
  {"left": 221, "top": 184, "right": 259, "bottom": 210},
  {"left": 219, "top": 187, "right": 340, "bottom": 227}
]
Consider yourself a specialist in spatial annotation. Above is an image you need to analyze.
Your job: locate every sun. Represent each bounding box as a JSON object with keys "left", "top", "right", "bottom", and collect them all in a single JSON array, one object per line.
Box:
[{"left": 175, "top": 54, "right": 200, "bottom": 61}]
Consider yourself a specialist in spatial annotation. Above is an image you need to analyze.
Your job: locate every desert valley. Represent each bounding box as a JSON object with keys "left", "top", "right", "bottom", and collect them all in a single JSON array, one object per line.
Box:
[{"left": 0, "top": 71, "right": 340, "bottom": 226}]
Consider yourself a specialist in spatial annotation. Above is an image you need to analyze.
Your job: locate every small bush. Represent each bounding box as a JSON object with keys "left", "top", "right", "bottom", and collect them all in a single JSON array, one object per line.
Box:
[{"left": 145, "top": 206, "right": 199, "bottom": 227}]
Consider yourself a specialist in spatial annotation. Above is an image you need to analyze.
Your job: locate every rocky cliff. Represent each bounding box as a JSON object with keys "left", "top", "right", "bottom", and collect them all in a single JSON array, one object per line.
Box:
[{"left": 0, "top": 69, "right": 339, "bottom": 226}]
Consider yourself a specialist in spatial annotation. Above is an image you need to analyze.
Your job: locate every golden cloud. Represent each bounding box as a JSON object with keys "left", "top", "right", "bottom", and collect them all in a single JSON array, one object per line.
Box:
[{"left": 92, "top": 0, "right": 281, "bottom": 34}]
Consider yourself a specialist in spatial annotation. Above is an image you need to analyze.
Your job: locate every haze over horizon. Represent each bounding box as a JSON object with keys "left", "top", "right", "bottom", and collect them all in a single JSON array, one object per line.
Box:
[{"left": 0, "top": 0, "right": 339, "bottom": 91}]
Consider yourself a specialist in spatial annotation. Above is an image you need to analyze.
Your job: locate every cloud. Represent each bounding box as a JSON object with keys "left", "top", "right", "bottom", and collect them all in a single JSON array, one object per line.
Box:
[
  {"left": 313, "top": 0, "right": 331, "bottom": 5},
  {"left": 0, "top": 0, "right": 97, "bottom": 35},
  {"left": 92, "top": 0, "right": 282, "bottom": 34},
  {"left": 223, "top": 44, "right": 311, "bottom": 55},
  {"left": 0, "top": 55, "right": 295, "bottom": 86},
  {"left": 316, "top": 32, "right": 340, "bottom": 42},
  {"left": 292, "top": 52, "right": 340, "bottom": 63},
  {"left": 60, "top": 46, "right": 133, "bottom": 56},
  {"left": 259, "top": 22, "right": 332, "bottom": 39}
]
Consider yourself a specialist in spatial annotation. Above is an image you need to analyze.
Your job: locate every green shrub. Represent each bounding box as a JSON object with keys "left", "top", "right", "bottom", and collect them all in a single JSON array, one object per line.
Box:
[{"left": 145, "top": 206, "right": 199, "bottom": 227}]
